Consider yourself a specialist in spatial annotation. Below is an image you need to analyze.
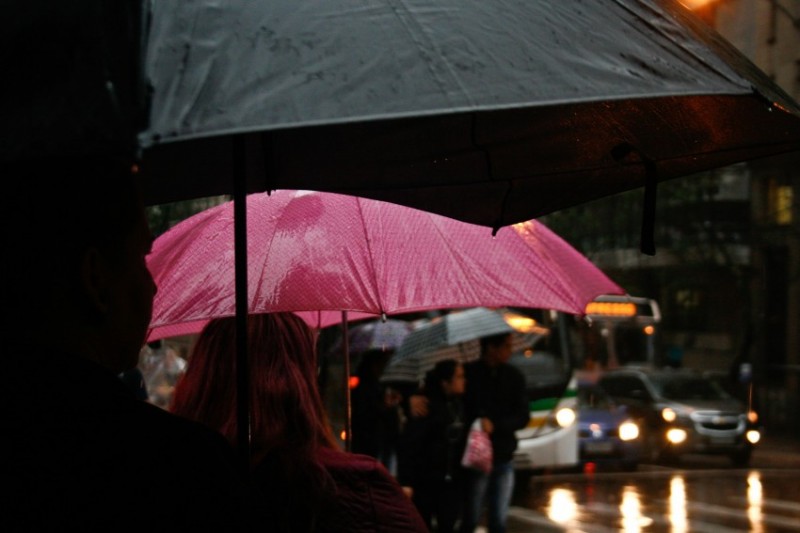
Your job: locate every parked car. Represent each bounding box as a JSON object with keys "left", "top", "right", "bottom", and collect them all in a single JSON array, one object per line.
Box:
[
  {"left": 597, "top": 367, "right": 760, "bottom": 466},
  {"left": 577, "top": 383, "right": 641, "bottom": 471}
]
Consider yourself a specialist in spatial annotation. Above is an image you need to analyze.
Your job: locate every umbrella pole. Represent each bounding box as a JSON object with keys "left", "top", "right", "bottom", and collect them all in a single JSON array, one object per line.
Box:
[
  {"left": 342, "top": 311, "right": 352, "bottom": 452},
  {"left": 234, "top": 136, "right": 251, "bottom": 473}
]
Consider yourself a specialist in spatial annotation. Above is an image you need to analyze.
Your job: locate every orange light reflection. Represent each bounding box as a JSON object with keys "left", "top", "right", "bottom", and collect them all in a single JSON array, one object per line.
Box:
[
  {"left": 747, "top": 472, "right": 764, "bottom": 533},
  {"left": 669, "top": 476, "right": 688, "bottom": 533},
  {"left": 620, "top": 485, "right": 653, "bottom": 532},
  {"left": 547, "top": 488, "right": 578, "bottom": 525}
]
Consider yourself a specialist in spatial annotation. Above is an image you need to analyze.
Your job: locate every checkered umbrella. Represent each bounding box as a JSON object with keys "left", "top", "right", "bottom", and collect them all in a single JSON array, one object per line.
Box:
[
  {"left": 327, "top": 318, "right": 414, "bottom": 359},
  {"left": 381, "top": 308, "right": 545, "bottom": 385}
]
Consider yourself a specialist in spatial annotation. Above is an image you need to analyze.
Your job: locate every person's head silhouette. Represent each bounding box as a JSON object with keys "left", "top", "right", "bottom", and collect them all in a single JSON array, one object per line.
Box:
[{"left": 4, "top": 155, "right": 156, "bottom": 372}]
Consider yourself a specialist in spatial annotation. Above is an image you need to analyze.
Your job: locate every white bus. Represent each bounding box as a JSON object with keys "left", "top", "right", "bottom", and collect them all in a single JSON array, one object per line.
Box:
[
  {"left": 511, "top": 353, "right": 579, "bottom": 472},
  {"left": 508, "top": 310, "right": 580, "bottom": 473}
]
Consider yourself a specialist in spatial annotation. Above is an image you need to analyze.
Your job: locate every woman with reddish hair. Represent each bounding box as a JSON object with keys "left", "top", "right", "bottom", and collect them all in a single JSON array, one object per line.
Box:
[{"left": 171, "top": 312, "right": 427, "bottom": 533}]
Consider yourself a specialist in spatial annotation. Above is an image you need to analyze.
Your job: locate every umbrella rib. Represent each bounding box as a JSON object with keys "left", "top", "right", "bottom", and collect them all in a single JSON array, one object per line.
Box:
[
  {"left": 429, "top": 216, "right": 487, "bottom": 305},
  {"left": 354, "top": 196, "right": 386, "bottom": 316},
  {"left": 513, "top": 222, "right": 611, "bottom": 313},
  {"left": 251, "top": 193, "right": 285, "bottom": 314},
  {"left": 387, "top": 0, "right": 474, "bottom": 107},
  {"left": 614, "top": 0, "right": 746, "bottom": 85},
  {"left": 513, "top": 223, "right": 582, "bottom": 311}
]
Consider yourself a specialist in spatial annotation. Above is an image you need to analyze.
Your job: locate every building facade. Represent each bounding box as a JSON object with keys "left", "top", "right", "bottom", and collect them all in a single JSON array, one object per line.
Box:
[
  {"left": 544, "top": 0, "right": 799, "bottom": 433},
  {"left": 693, "top": 0, "right": 799, "bottom": 435}
]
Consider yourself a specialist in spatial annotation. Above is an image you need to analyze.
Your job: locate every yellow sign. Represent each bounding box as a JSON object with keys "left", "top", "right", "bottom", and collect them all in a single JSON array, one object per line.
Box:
[{"left": 584, "top": 301, "right": 637, "bottom": 317}]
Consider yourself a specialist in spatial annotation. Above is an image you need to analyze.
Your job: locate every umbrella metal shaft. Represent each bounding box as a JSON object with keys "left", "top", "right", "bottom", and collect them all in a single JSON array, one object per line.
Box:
[
  {"left": 342, "top": 311, "right": 352, "bottom": 452},
  {"left": 234, "top": 136, "right": 251, "bottom": 473}
]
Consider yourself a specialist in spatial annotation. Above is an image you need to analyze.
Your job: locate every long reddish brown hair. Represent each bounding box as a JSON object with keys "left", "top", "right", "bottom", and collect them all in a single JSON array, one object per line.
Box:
[
  {"left": 171, "top": 312, "right": 339, "bottom": 464},
  {"left": 172, "top": 313, "right": 342, "bottom": 530}
]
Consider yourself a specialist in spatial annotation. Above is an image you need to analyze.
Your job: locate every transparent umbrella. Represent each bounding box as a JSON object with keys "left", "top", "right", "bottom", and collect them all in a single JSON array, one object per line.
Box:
[{"left": 327, "top": 319, "right": 414, "bottom": 359}]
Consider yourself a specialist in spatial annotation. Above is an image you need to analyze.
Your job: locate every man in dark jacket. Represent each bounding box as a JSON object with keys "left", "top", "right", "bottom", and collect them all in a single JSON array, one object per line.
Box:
[
  {"left": 460, "top": 332, "right": 529, "bottom": 533},
  {"left": 3, "top": 158, "right": 254, "bottom": 530}
]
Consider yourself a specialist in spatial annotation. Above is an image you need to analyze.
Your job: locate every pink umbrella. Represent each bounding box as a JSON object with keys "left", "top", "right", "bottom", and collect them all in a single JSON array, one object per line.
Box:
[{"left": 146, "top": 190, "right": 624, "bottom": 340}]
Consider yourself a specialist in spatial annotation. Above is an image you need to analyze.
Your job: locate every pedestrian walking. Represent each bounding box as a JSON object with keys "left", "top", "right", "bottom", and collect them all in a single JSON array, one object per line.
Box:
[
  {"left": 397, "top": 359, "right": 468, "bottom": 533},
  {"left": 459, "top": 333, "right": 529, "bottom": 533}
]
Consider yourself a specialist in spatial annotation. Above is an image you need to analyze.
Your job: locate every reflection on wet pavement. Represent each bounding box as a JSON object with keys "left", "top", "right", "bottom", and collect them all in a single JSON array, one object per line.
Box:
[
  {"left": 510, "top": 468, "right": 800, "bottom": 532},
  {"left": 546, "top": 488, "right": 578, "bottom": 526},
  {"left": 620, "top": 485, "right": 652, "bottom": 531},
  {"left": 749, "top": 472, "right": 764, "bottom": 533},
  {"left": 669, "top": 476, "right": 688, "bottom": 533}
]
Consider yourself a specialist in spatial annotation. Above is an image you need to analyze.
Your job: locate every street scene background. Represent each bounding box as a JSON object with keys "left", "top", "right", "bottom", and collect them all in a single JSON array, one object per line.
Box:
[{"left": 137, "top": 1, "right": 799, "bottom": 532}]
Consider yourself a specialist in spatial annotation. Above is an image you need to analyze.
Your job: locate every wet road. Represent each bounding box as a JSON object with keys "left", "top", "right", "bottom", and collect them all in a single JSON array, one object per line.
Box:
[{"left": 504, "top": 437, "right": 800, "bottom": 532}]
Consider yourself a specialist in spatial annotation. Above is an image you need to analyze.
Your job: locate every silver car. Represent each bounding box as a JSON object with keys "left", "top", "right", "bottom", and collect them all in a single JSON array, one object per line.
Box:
[{"left": 598, "top": 367, "right": 760, "bottom": 466}]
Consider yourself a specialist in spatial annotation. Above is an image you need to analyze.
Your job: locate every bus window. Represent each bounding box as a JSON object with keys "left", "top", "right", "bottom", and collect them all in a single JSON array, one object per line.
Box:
[{"left": 580, "top": 295, "right": 661, "bottom": 369}]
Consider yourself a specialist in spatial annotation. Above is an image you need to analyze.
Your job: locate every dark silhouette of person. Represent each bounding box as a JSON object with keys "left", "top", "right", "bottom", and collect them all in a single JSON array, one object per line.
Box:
[
  {"left": 171, "top": 312, "right": 428, "bottom": 533},
  {"left": 3, "top": 157, "right": 254, "bottom": 531},
  {"left": 351, "top": 348, "right": 403, "bottom": 467},
  {"left": 397, "top": 359, "right": 468, "bottom": 533},
  {"left": 459, "top": 333, "right": 529, "bottom": 533}
]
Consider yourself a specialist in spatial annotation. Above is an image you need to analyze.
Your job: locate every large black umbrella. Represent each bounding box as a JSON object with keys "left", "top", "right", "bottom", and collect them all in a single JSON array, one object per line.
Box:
[
  {"left": 134, "top": 0, "right": 800, "bottom": 234},
  {"left": 5, "top": 1, "right": 799, "bottom": 228}
]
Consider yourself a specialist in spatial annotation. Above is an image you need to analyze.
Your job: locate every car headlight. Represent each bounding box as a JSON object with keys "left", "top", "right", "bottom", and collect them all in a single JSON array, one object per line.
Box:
[
  {"left": 747, "top": 410, "right": 758, "bottom": 424},
  {"left": 746, "top": 430, "right": 761, "bottom": 444},
  {"left": 554, "top": 407, "right": 576, "bottom": 428},
  {"left": 661, "top": 407, "right": 677, "bottom": 422},
  {"left": 666, "top": 428, "right": 687, "bottom": 444},
  {"left": 618, "top": 421, "right": 639, "bottom": 441}
]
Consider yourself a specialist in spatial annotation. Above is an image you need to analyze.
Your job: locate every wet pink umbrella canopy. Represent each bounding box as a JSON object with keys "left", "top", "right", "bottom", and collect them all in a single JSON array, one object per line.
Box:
[{"left": 146, "top": 190, "right": 624, "bottom": 340}]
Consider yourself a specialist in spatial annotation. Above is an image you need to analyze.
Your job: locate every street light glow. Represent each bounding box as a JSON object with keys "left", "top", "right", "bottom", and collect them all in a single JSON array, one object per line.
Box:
[{"left": 679, "top": 0, "right": 717, "bottom": 8}]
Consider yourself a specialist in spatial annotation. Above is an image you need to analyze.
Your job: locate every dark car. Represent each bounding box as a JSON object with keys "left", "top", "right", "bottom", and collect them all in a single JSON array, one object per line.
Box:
[
  {"left": 577, "top": 383, "right": 641, "bottom": 471},
  {"left": 597, "top": 367, "right": 760, "bottom": 466}
]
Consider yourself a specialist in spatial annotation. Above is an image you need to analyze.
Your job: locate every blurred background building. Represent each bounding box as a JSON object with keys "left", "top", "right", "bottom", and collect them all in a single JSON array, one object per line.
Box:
[{"left": 543, "top": 0, "right": 799, "bottom": 434}]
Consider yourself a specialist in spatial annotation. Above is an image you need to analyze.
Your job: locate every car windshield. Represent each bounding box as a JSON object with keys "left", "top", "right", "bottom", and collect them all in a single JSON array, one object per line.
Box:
[
  {"left": 650, "top": 375, "right": 732, "bottom": 401},
  {"left": 509, "top": 352, "right": 570, "bottom": 401},
  {"left": 510, "top": 352, "right": 568, "bottom": 392},
  {"left": 578, "top": 386, "right": 613, "bottom": 409}
]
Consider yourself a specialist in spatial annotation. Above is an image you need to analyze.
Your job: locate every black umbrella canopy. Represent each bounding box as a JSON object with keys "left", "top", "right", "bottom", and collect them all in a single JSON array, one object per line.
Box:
[{"left": 135, "top": 0, "right": 800, "bottom": 228}]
